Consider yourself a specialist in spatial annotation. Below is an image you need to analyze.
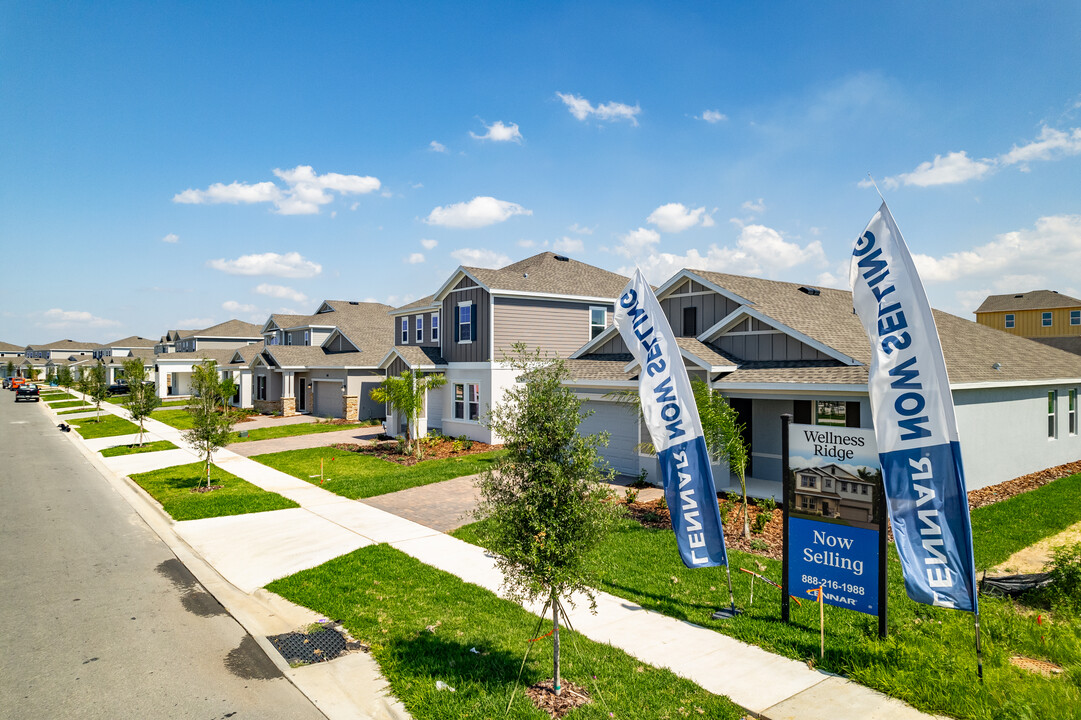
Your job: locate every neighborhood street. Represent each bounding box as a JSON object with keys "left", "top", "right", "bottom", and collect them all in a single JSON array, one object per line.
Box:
[{"left": 0, "top": 394, "right": 326, "bottom": 720}]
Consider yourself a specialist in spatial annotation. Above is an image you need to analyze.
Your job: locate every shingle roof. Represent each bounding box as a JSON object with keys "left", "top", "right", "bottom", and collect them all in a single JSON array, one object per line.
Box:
[
  {"left": 0, "top": 341, "right": 24, "bottom": 352},
  {"left": 673, "top": 338, "right": 739, "bottom": 368},
  {"left": 231, "top": 342, "right": 265, "bottom": 365},
  {"left": 100, "top": 335, "right": 156, "bottom": 349},
  {"left": 388, "top": 345, "right": 447, "bottom": 368},
  {"left": 153, "top": 350, "right": 240, "bottom": 366},
  {"left": 327, "top": 303, "right": 396, "bottom": 366},
  {"left": 26, "top": 339, "right": 97, "bottom": 351},
  {"left": 261, "top": 345, "right": 368, "bottom": 368},
  {"left": 266, "top": 313, "right": 312, "bottom": 329},
  {"left": 1032, "top": 336, "right": 1081, "bottom": 357},
  {"left": 975, "top": 290, "right": 1081, "bottom": 313},
  {"left": 564, "top": 354, "right": 636, "bottom": 382},
  {"left": 181, "top": 319, "right": 263, "bottom": 339},
  {"left": 716, "top": 363, "right": 870, "bottom": 385},
  {"left": 391, "top": 295, "right": 439, "bottom": 314},
  {"left": 463, "top": 252, "right": 629, "bottom": 298}
]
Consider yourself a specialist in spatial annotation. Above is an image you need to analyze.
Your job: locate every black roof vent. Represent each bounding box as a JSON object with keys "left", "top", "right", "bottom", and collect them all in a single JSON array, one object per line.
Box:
[
  {"left": 349, "top": 301, "right": 359, "bottom": 305},
  {"left": 1014, "top": 294, "right": 1023, "bottom": 298},
  {"left": 799, "top": 286, "right": 821, "bottom": 296},
  {"left": 554, "top": 254, "right": 569, "bottom": 261}
]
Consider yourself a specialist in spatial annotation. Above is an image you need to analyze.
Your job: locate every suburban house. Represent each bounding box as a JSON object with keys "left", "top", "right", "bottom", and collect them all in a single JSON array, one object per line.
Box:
[
  {"left": 1, "top": 341, "right": 24, "bottom": 376},
  {"left": 152, "top": 320, "right": 263, "bottom": 397},
  {"left": 24, "top": 340, "right": 96, "bottom": 361},
  {"left": 566, "top": 269, "right": 1081, "bottom": 493},
  {"left": 92, "top": 335, "right": 158, "bottom": 385},
  {"left": 250, "top": 301, "right": 395, "bottom": 419},
  {"left": 975, "top": 290, "right": 1081, "bottom": 356},
  {"left": 380, "top": 252, "right": 630, "bottom": 443},
  {"left": 222, "top": 343, "right": 264, "bottom": 408},
  {"left": 792, "top": 463, "right": 879, "bottom": 524}
]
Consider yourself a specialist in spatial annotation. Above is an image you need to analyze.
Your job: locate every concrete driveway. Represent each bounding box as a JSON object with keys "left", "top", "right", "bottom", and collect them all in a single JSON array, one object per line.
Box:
[{"left": 227, "top": 425, "right": 383, "bottom": 457}]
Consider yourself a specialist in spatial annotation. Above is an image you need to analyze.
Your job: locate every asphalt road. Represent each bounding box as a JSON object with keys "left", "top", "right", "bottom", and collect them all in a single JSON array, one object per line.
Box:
[{"left": 0, "top": 391, "right": 326, "bottom": 719}]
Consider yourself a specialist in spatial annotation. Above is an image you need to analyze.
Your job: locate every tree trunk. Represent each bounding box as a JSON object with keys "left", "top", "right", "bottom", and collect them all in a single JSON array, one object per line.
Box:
[
  {"left": 742, "top": 479, "right": 750, "bottom": 539},
  {"left": 552, "top": 592, "right": 561, "bottom": 696}
]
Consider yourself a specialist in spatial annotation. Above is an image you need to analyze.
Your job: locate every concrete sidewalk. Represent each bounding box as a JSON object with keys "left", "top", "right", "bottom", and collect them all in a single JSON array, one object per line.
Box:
[{"left": 45, "top": 393, "right": 941, "bottom": 720}]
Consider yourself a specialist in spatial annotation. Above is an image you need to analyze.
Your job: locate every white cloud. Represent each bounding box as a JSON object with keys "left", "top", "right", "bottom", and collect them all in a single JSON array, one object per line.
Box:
[
  {"left": 406, "top": 253, "right": 425, "bottom": 264},
  {"left": 553, "top": 237, "right": 584, "bottom": 253},
  {"left": 617, "top": 224, "right": 825, "bottom": 283},
  {"left": 890, "top": 151, "right": 994, "bottom": 188},
  {"left": 568, "top": 223, "right": 594, "bottom": 235},
  {"left": 173, "top": 165, "right": 380, "bottom": 215},
  {"left": 450, "top": 248, "right": 512, "bottom": 268},
  {"left": 254, "top": 283, "right": 308, "bottom": 303},
  {"left": 470, "top": 120, "right": 523, "bottom": 143},
  {"left": 698, "top": 110, "right": 727, "bottom": 123},
  {"left": 425, "top": 196, "right": 532, "bottom": 228},
  {"left": 647, "top": 203, "right": 713, "bottom": 233},
  {"left": 208, "top": 252, "right": 322, "bottom": 278},
  {"left": 616, "top": 227, "right": 661, "bottom": 257},
  {"left": 517, "top": 239, "right": 536, "bottom": 248},
  {"left": 912, "top": 214, "right": 1081, "bottom": 283},
  {"left": 222, "top": 300, "right": 259, "bottom": 314},
  {"left": 741, "top": 198, "right": 766, "bottom": 214},
  {"left": 429, "top": 140, "right": 447, "bottom": 153},
  {"left": 161, "top": 233, "right": 179, "bottom": 243},
  {"left": 420, "top": 238, "right": 438, "bottom": 250},
  {"left": 999, "top": 126, "right": 1081, "bottom": 169},
  {"left": 42, "top": 308, "right": 120, "bottom": 329},
  {"left": 556, "top": 92, "right": 641, "bottom": 126}
]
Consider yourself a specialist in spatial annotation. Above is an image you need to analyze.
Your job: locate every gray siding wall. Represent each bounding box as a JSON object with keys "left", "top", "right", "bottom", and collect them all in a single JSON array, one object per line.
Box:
[
  {"left": 660, "top": 285, "right": 741, "bottom": 337},
  {"left": 494, "top": 298, "right": 614, "bottom": 359},
  {"left": 388, "top": 356, "right": 409, "bottom": 376},
  {"left": 325, "top": 332, "right": 357, "bottom": 353},
  {"left": 194, "top": 339, "right": 258, "bottom": 350},
  {"left": 716, "top": 332, "right": 829, "bottom": 361},
  {"left": 395, "top": 311, "right": 440, "bottom": 348},
  {"left": 594, "top": 334, "right": 629, "bottom": 354},
  {"left": 442, "top": 282, "right": 490, "bottom": 363}
]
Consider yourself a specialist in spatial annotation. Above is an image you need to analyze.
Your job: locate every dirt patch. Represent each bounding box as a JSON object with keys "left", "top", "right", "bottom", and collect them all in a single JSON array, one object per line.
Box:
[
  {"left": 330, "top": 437, "right": 500, "bottom": 467},
  {"left": 524, "top": 678, "right": 592, "bottom": 719},
  {"left": 626, "top": 497, "right": 783, "bottom": 561},
  {"left": 968, "top": 460, "right": 1081, "bottom": 510},
  {"left": 190, "top": 485, "right": 224, "bottom": 493},
  {"left": 993, "top": 521, "right": 1081, "bottom": 574}
]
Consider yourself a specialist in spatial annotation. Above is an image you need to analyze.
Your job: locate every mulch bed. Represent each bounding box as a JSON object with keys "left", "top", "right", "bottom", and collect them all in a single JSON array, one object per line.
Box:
[
  {"left": 330, "top": 437, "right": 500, "bottom": 467},
  {"left": 623, "top": 459, "right": 1081, "bottom": 561},
  {"left": 190, "top": 485, "right": 224, "bottom": 493},
  {"left": 524, "top": 678, "right": 592, "bottom": 719}
]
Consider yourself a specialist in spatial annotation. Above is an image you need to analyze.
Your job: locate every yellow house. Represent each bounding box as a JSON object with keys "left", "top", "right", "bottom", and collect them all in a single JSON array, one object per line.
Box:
[{"left": 975, "top": 290, "right": 1081, "bottom": 337}]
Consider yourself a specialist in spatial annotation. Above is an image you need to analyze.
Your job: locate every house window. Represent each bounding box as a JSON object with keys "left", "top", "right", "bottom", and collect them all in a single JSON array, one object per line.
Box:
[
  {"left": 800, "top": 496, "right": 818, "bottom": 510},
  {"left": 286, "top": 333, "right": 293, "bottom": 346},
  {"left": 1071, "top": 310, "right": 1080, "bottom": 326},
  {"left": 1049, "top": 390, "right": 1058, "bottom": 439},
  {"left": 839, "top": 481, "right": 848, "bottom": 492},
  {"left": 1005, "top": 313, "right": 1015, "bottom": 329},
  {"left": 824, "top": 477, "right": 832, "bottom": 490},
  {"left": 416, "top": 316, "right": 423, "bottom": 343},
  {"left": 861, "top": 485, "right": 869, "bottom": 496},
  {"left": 304, "top": 330, "right": 310, "bottom": 345},
  {"left": 799, "top": 474, "right": 817, "bottom": 489},
  {"left": 458, "top": 303, "right": 473, "bottom": 343},
  {"left": 683, "top": 306, "right": 697, "bottom": 337},
  {"left": 1042, "top": 311, "right": 1053, "bottom": 327},
  {"left": 1069, "top": 389, "right": 1077, "bottom": 435},
  {"left": 454, "top": 383, "right": 480, "bottom": 421},
  {"left": 401, "top": 318, "right": 409, "bottom": 344},
  {"left": 256, "top": 376, "right": 267, "bottom": 401},
  {"left": 815, "top": 400, "right": 846, "bottom": 426},
  {"left": 589, "top": 307, "right": 606, "bottom": 340},
  {"left": 431, "top": 314, "right": 439, "bottom": 342}
]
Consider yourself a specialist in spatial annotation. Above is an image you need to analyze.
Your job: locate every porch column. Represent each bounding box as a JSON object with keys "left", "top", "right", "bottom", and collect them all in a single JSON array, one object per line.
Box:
[{"left": 283, "top": 370, "right": 295, "bottom": 398}]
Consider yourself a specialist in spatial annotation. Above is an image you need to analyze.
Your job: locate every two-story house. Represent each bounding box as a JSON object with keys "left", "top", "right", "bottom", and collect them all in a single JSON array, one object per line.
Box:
[
  {"left": 153, "top": 320, "right": 262, "bottom": 397},
  {"left": 250, "top": 301, "right": 394, "bottom": 419},
  {"left": 792, "top": 464, "right": 878, "bottom": 524},
  {"left": 379, "top": 252, "right": 629, "bottom": 443},
  {"left": 975, "top": 290, "right": 1081, "bottom": 357},
  {"left": 92, "top": 335, "right": 157, "bottom": 385},
  {"left": 1, "top": 341, "right": 24, "bottom": 377},
  {"left": 567, "top": 269, "right": 1081, "bottom": 493}
]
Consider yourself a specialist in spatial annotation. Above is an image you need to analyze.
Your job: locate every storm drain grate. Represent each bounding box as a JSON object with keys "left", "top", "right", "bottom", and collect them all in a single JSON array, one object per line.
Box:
[
  {"left": 268, "top": 622, "right": 361, "bottom": 667},
  {"left": 1009, "top": 655, "right": 1064, "bottom": 677}
]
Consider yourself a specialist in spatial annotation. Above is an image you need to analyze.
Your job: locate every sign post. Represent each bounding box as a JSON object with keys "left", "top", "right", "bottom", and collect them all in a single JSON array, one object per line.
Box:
[{"left": 782, "top": 416, "right": 887, "bottom": 637}]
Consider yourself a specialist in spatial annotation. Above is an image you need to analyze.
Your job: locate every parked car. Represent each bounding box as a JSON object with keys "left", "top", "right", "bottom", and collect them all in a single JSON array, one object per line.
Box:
[
  {"left": 15, "top": 383, "right": 39, "bottom": 402},
  {"left": 107, "top": 381, "right": 130, "bottom": 396},
  {"left": 2, "top": 378, "right": 11, "bottom": 389},
  {"left": 11, "top": 378, "right": 26, "bottom": 391}
]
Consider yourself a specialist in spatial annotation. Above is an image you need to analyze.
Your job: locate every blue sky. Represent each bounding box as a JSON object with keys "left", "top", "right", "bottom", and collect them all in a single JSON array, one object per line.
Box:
[{"left": 3, "top": 2, "right": 1080, "bottom": 344}]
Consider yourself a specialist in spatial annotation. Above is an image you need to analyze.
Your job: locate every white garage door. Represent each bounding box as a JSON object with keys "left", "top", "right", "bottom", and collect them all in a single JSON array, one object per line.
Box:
[
  {"left": 579, "top": 400, "right": 639, "bottom": 476},
  {"left": 312, "top": 381, "right": 343, "bottom": 419}
]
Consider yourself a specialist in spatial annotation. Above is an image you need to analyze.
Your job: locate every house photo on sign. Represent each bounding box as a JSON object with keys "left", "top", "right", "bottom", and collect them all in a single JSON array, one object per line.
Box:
[{"left": 785, "top": 423, "right": 886, "bottom": 619}]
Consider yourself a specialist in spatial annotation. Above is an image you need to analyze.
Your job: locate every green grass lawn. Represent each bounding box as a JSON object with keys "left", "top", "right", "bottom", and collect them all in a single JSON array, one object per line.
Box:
[
  {"left": 104, "top": 394, "right": 130, "bottom": 404},
  {"left": 57, "top": 406, "right": 94, "bottom": 415},
  {"left": 453, "top": 473, "right": 1081, "bottom": 720},
  {"left": 971, "top": 473, "right": 1081, "bottom": 568},
  {"left": 68, "top": 414, "right": 140, "bottom": 439},
  {"left": 229, "top": 421, "right": 369, "bottom": 443},
  {"left": 155, "top": 399, "right": 189, "bottom": 408},
  {"left": 43, "top": 392, "right": 76, "bottom": 401},
  {"left": 253, "top": 447, "right": 502, "bottom": 499},
  {"left": 129, "top": 462, "right": 299, "bottom": 521},
  {"left": 267, "top": 544, "right": 744, "bottom": 720},
  {"left": 47, "top": 399, "right": 89, "bottom": 408},
  {"left": 100, "top": 440, "right": 179, "bottom": 457},
  {"left": 152, "top": 408, "right": 195, "bottom": 429}
]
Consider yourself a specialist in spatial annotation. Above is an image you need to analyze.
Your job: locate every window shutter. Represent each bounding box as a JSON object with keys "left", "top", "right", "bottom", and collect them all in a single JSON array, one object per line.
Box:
[
  {"left": 794, "top": 400, "right": 812, "bottom": 425},
  {"left": 454, "top": 307, "right": 460, "bottom": 342},
  {"left": 845, "top": 401, "right": 861, "bottom": 428},
  {"left": 470, "top": 302, "right": 477, "bottom": 343}
]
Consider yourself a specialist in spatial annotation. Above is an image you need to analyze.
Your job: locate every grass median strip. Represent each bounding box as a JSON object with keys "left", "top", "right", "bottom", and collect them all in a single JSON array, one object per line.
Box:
[
  {"left": 129, "top": 462, "right": 298, "bottom": 521},
  {"left": 43, "top": 392, "right": 76, "bottom": 401},
  {"left": 57, "top": 406, "right": 94, "bottom": 415},
  {"left": 48, "top": 399, "right": 89, "bottom": 408},
  {"left": 267, "top": 544, "right": 744, "bottom": 720},
  {"left": 68, "top": 414, "right": 140, "bottom": 439},
  {"left": 253, "top": 447, "right": 502, "bottom": 499},
  {"left": 229, "top": 421, "right": 369, "bottom": 443},
  {"left": 100, "top": 440, "right": 179, "bottom": 457},
  {"left": 453, "top": 473, "right": 1081, "bottom": 720}
]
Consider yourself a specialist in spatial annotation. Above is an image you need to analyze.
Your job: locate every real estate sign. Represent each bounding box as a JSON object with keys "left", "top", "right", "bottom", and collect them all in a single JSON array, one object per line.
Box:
[{"left": 783, "top": 422, "right": 887, "bottom": 629}]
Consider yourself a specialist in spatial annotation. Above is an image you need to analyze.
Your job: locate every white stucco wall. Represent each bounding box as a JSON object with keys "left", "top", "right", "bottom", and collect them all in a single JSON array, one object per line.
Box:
[{"left": 953, "top": 382, "right": 1081, "bottom": 490}]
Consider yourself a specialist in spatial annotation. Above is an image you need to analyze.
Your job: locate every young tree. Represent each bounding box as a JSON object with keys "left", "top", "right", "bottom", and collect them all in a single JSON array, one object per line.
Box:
[
  {"left": 691, "top": 379, "right": 751, "bottom": 538},
  {"left": 57, "top": 365, "right": 73, "bottom": 388},
  {"left": 122, "top": 358, "right": 160, "bottom": 446},
  {"left": 87, "top": 362, "right": 108, "bottom": 421},
  {"left": 4, "top": 360, "right": 13, "bottom": 378},
  {"left": 474, "top": 345, "right": 622, "bottom": 696},
  {"left": 369, "top": 370, "right": 447, "bottom": 457},
  {"left": 27, "top": 366, "right": 40, "bottom": 381},
  {"left": 182, "top": 361, "right": 238, "bottom": 488}
]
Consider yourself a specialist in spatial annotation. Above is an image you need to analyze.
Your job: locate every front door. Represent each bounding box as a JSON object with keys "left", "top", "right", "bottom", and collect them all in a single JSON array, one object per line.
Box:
[
  {"left": 297, "top": 379, "right": 306, "bottom": 412},
  {"left": 730, "top": 398, "right": 753, "bottom": 477}
]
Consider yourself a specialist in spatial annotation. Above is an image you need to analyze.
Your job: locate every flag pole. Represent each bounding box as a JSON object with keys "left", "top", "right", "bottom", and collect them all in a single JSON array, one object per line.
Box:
[{"left": 975, "top": 612, "right": 984, "bottom": 682}]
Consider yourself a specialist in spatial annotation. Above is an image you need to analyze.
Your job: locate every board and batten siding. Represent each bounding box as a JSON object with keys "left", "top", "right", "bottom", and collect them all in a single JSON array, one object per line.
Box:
[
  {"left": 494, "top": 297, "right": 613, "bottom": 359},
  {"left": 325, "top": 331, "right": 357, "bottom": 353},
  {"left": 659, "top": 281, "right": 742, "bottom": 337},
  {"left": 976, "top": 308, "right": 1081, "bottom": 338},
  {"left": 388, "top": 356, "right": 409, "bottom": 376},
  {"left": 395, "top": 310, "right": 441, "bottom": 348},
  {"left": 715, "top": 318, "right": 830, "bottom": 362},
  {"left": 442, "top": 279, "right": 490, "bottom": 363}
]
